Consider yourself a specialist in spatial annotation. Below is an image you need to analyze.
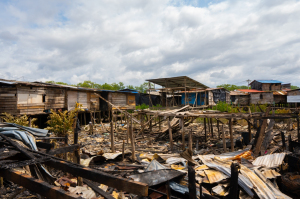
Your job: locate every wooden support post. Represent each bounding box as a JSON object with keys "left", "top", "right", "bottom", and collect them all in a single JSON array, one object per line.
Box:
[
  {"left": 281, "top": 131, "right": 286, "bottom": 151},
  {"left": 159, "top": 116, "right": 161, "bottom": 131},
  {"left": 229, "top": 118, "right": 234, "bottom": 152},
  {"left": 84, "top": 112, "right": 86, "bottom": 125},
  {"left": 29, "top": 117, "right": 32, "bottom": 127},
  {"left": 222, "top": 125, "right": 226, "bottom": 152},
  {"left": 188, "top": 129, "right": 193, "bottom": 154},
  {"left": 181, "top": 117, "right": 185, "bottom": 150},
  {"left": 204, "top": 118, "right": 207, "bottom": 142},
  {"left": 141, "top": 113, "right": 144, "bottom": 137},
  {"left": 166, "top": 181, "right": 171, "bottom": 199},
  {"left": 207, "top": 117, "right": 211, "bottom": 135},
  {"left": 122, "top": 140, "right": 125, "bottom": 161},
  {"left": 89, "top": 122, "right": 93, "bottom": 135},
  {"left": 288, "top": 134, "right": 292, "bottom": 152},
  {"left": 110, "top": 119, "right": 115, "bottom": 153},
  {"left": 229, "top": 163, "right": 240, "bottom": 199},
  {"left": 130, "top": 114, "right": 135, "bottom": 162},
  {"left": 149, "top": 115, "right": 152, "bottom": 133},
  {"left": 297, "top": 115, "right": 300, "bottom": 142},
  {"left": 248, "top": 120, "right": 252, "bottom": 141},
  {"left": 210, "top": 118, "right": 213, "bottom": 138},
  {"left": 188, "top": 166, "right": 197, "bottom": 199},
  {"left": 168, "top": 117, "right": 173, "bottom": 152},
  {"left": 126, "top": 115, "right": 129, "bottom": 144},
  {"left": 217, "top": 119, "right": 220, "bottom": 139}
]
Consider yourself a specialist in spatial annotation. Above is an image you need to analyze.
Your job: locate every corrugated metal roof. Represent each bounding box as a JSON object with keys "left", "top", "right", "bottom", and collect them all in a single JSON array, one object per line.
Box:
[
  {"left": 273, "top": 91, "right": 287, "bottom": 95},
  {"left": 251, "top": 80, "right": 282, "bottom": 84},
  {"left": 238, "top": 89, "right": 265, "bottom": 93},
  {"left": 252, "top": 153, "right": 286, "bottom": 168}
]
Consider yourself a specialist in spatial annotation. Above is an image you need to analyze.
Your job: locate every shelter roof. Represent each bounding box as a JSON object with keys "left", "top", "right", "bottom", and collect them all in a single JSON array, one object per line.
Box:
[
  {"left": 230, "top": 91, "right": 249, "bottom": 96},
  {"left": 146, "top": 76, "right": 208, "bottom": 90},
  {"left": 250, "top": 80, "right": 282, "bottom": 84},
  {"left": 238, "top": 89, "right": 265, "bottom": 93}
]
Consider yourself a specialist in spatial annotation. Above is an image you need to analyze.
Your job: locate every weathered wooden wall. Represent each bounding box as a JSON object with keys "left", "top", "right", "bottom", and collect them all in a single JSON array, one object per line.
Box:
[
  {"left": 231, "top": 95, "right": 250, "bottom": 106},
  {"left": 274, "top": 95, "right": 287, "bottom": 104},
  {"left": 0, "top": 87, "right": 17, "bottom": 115},
  {"left": 251, "top": 81, "right": 281, "bottom": 91},
  {"left": 250, "top": 93, "right": 273, "bottom": 104},
  {"left": 45, "top": 88, "right": 65, "bottom": 110},
  {"left": 17, "top": 86, "right": 45, "bottom": 115},
  {"left": 287, "top": 90, "right": 300, "bottom": 103},
  {"left": 108, "top": 92, "right": 136, "bottom": 109}
]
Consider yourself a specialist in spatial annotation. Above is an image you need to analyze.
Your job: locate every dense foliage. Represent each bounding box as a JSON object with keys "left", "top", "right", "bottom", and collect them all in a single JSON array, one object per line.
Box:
[{"left": 2, "top": 113, "right": 37, "bottom": 128}]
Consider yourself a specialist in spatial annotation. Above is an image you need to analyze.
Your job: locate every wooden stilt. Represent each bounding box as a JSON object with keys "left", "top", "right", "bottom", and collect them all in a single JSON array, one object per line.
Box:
[
  {"left": 229, "top": 118, "right": 234, "bottom": 152},
  {"left": 181, "top": 117, "right": 185, "bottom": 150},
  {"left": 204, "top": 118, "right": 207, "bottom": 142},
  {"left": 122, "top": 140, "right": 125, "bottom": 161},
  {"left": 188, "top": 166, "right": 196, "bottom": 199},
  {"left": 248, "top": 119, "right": 251, "bottom": 141},
  {"left": 222, "top": 125, "right": 226, "bottom": 152},
  {"left": 217, "top": 119, "right": 220, "bottom": 139},
  {"left": 188, "top": 129, "right": 193, "bottom": 154},
  {"left": 110, "top": 119, "right": 115, "bottom": 153},
  {"left": 130, "top": 114, "right": 135, "bottom": 162},
  {"left": 168, "top": 117, "right": 173, "bottom": 152},
  {"left": 210, "top": 118, "right": 213, "bottom": 138}
]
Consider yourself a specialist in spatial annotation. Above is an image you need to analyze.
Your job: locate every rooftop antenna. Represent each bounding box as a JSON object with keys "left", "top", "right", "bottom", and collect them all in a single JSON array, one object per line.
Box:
[{"left": 246, "top": 79, "right": 251, "bottom": 89}]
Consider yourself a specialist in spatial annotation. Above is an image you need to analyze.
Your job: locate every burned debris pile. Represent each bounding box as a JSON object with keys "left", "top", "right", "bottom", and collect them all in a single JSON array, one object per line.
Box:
[{"left": 1, "top": 104, "right": 300, "bottom": 199}]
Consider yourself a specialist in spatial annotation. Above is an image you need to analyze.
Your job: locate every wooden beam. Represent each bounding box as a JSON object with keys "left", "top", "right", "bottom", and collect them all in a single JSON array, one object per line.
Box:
[
  {"left": 0, "top": 170, "right": 79, "bottom": 199},
  {"left": 229, "top": 118, "right": 234, "bottom": 152}
]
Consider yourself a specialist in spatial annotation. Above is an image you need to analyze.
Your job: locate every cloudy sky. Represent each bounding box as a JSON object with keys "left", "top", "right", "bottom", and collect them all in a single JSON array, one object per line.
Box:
[{"left": 0, "top": 0, "right": 300, "bottom": 88}]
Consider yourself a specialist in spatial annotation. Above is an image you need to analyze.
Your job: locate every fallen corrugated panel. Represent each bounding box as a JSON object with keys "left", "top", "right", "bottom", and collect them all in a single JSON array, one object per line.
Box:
[
  {"left": 261, "top": 169, "right": 281, "bottom": 179},
  {"left": 145, "top": 159, "right": 166, "bottom": 172},
  {"left": 129, "top": 169, "right": 185, "bottom": 186},
  {"left": 254, "top": 169, "right": 291, "bottom": 199},
  {"left": 195, "top": 165, "right": 209, "bottom": 171},
  {"left": 212, "top": 184, "right": 229, "bottom": 196},
  {"left": 252, "top": 153, "right": 286, "bottom": 168},
  {"left": 198, "top": 155, "right": 254, "bottom": 197},
  {"left": 204, "top": 169, "right": 228, "bottom": 183}
]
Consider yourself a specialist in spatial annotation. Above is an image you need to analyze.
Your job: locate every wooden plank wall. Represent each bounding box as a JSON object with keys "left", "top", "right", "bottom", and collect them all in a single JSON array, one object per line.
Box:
[
  {"left": 250, "top": 93, "right": 273, "bottom": 104},
  {"left": 261, "top": 83, "right": 281, "bottom": 91},
  {"left": 17, "top": 86, "right": 45, "bottom": 115},
  {"left": 90, "top": 93, "right": 100, "bottom": 110},
  {"left": 45, "top": 88, "right": 65, "bottom": 110},
  {"left": 0, "top": 87, "right": 18, "bottom": 115}
]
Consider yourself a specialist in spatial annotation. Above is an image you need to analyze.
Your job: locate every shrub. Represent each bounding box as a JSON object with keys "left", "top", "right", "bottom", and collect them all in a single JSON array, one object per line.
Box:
[
  {"left": 46, "top": 109, "right": 77, "bottom": 136},
  {"left": 2, "top": 112, "right": 37, "bottom": 128},
  {"left": 136, "top": 103, "right": 149, "bottom": 110}
]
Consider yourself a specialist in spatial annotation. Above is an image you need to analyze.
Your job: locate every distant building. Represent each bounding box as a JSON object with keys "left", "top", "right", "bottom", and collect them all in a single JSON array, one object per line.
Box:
[{"left": 250, "top": 80, "right": 282, "bottom": 91}]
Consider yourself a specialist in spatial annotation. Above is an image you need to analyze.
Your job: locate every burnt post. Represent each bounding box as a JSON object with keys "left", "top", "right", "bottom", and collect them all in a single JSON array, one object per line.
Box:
[
  {"left": 166, "top": 181, "right": 171, "bottom": 199},
  {"left": 229, "top": 162, "right": 240, "bottom": 199},
  {"left": 247, "top": 119, "right": 252, "bottom": 141},
  {"left": 288, "top": 134, "right": 293, "bottom": 152},
  {"left": 168, "top": 117, "right": 173, "bottom": 152},
  {"left": 204, "top": 118, "right": 207, "bottom": 142},
  {"left": 181, "top": 117, "right": 185, "bottom": 150},
  {"left": 229, "top": 118, "right": 234, "bottom": 152},
  {"left": 281, "top": 131, "right": 286, "bottom": 151},
  {"left": 110, "top": 118, "right": 115, "bottom": 153},
  {"left": 210, "top": 118, "right": 213, "bottom": 138},
  {"left": 188, "top": 166, "right": 196, "bottom": 199},
  {"left": 188, "top": 129, "right": 193, "bottom": 154},
  {"left": 222, "top": 124, "right": 226, "bottom": 152},
  {"left": 217, "top": 119, "right": 220, "bottom": 139},
  {"left": 298, "top": 116, "right": 300, "bottom": 142}
]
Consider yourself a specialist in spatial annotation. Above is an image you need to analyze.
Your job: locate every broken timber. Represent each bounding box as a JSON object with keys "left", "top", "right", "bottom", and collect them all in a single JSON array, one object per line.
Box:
[{"left": 26, "top": 148, "right": 149, "bottom": 196}]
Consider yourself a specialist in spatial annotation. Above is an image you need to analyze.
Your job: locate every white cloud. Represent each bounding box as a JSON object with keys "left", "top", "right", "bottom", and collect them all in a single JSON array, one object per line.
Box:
[{"left": 0, "top": 0, "right": 300, "bottom": 87}]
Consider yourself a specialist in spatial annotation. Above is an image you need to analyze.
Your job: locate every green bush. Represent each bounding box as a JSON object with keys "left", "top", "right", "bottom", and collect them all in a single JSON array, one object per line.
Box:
[
  {"left": 136, "top": 103, "right": 149, "bottom": 110},
  {"left": 2, "top": 112, "right": 38, "bottom": 128}
]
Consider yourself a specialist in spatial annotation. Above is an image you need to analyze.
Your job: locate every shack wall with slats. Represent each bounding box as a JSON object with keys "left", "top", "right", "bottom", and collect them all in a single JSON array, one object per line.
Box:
[
  {"left": 90, "top": 93, "right": 100, "bottom": 110},
  {"left": 45, "top": 88, "right": 65, "bottom": 109},
  {"left": 287, "top": 90, "right": 300, "bottom": 103},
  {"left": 250, "top": 93, "right": 273, "bottom": 104},
  {"left": 108, "top": 92, "right": 127, "bottom": 106},
  {"left": 0, "top": 87, "right": 18, "bottom": 115},
  {"left": 274, "top": 95, "right": 287, "bottom": 104},
  {"left": 67, "top": 91, "right": 89, "bottom": 111},
  {"left": 17, "top": 86, "right": 46, "bottom": 115}
]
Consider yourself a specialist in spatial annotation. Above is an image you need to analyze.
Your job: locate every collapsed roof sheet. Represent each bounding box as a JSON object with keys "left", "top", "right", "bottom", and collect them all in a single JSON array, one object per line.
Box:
[{"left": 146, "top": 76, "right": 209, "bottom": 90}]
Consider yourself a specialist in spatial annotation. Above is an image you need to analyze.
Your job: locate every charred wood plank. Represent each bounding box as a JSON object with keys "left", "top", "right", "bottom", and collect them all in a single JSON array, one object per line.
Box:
[
  {"left": 0, "top": 170, "right": 80, "bottom": 199},
  {"left": 0, "top": 157, "right": 50, "bottom": 169},
  {"left": 83, "top": 179, "right": 114, "bottom": 199},
  {"left": 25, "top": 148, "right": 148, "bottom": 196},
  {"left": 47, "top": 144, "right": 80, "bottom": 155},
  {"left": 36, "top": 142, "right": 54, "bottom": 151}
]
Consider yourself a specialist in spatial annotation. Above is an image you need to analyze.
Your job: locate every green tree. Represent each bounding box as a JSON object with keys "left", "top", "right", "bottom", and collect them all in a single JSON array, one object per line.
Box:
[
  {"left": 126, "top": 85, "right": 135, "bottom": 89},
  {"left": 291, "top": 85, "right": 299, "bottom": 90},
  {"left": 217, "top": 84, "right": 249, "bottom": 91}
]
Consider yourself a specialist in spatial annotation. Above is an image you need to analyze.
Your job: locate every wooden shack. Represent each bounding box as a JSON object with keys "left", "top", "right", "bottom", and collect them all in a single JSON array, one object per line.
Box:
[
  {"left": 99, "top": 90, "right": 137, "bottom": 111},
  {"left": 0, "top": 79, "right": 100, "bottom": 116},
  {"left": 250, "top": 80, "right": 282, "bottom": 91},
  {"left": 230, "top": 91, "right": 250, "bottom": 106},
  {"left": 287, "top": 89, "right": 300, "bottom": 106},
  {"left": 273, "top": 91, "right": 287, "bottom": 104},
  {"left": 250, "top": 92, "right": 274, "bottom": 104}
]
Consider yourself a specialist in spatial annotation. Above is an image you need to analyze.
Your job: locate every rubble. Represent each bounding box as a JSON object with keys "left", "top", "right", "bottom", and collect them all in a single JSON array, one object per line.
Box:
[{"left": 1, "top": 104, "right": 300, "bottom": 199}]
